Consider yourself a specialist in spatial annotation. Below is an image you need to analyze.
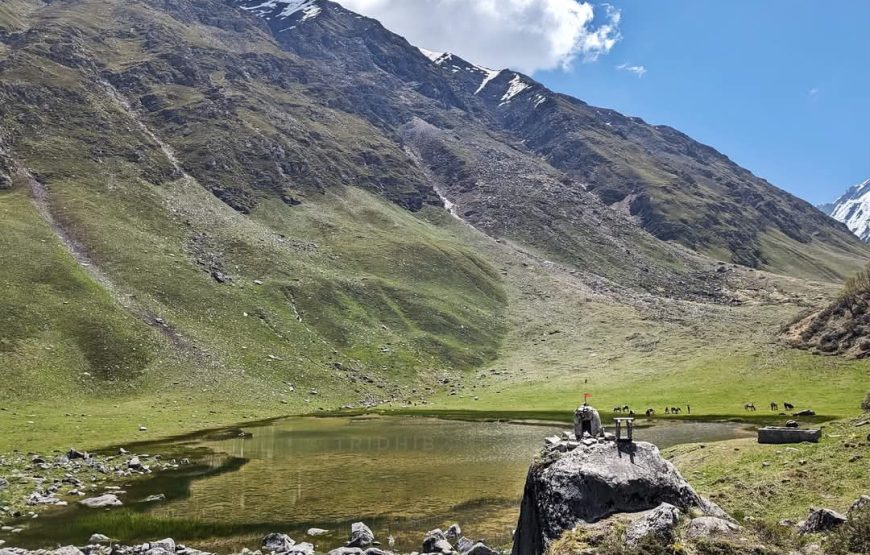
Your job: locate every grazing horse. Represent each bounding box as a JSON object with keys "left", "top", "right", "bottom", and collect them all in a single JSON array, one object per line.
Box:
[
  {"left": 770, "top": 402, "right": 778, "bottom": 411},
  {"left": 672, "top": 407, "right": 681, "bottom": 414},
  {"left": 613, "top": 406, "right": 623, "bottom": 413},
  {"left": 622, "top": 405, "right": 630, "bottom": 412},
  {"left": 784, "top": 402, "right": 794, "bottom": 411},
  {"left": 744, "top": 403, "right": 756, "bottom": 411},
  {"left": 645, "top": 408, "right": 655, "bottom": 417},
  {"left": 664, "top": 407, "right": 670, "bottom": 414}
]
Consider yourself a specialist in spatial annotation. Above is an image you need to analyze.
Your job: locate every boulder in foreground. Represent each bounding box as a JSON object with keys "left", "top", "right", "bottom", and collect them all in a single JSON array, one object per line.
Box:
[{"left": 512, "top": 440, "right": 728, "bottom": 555}]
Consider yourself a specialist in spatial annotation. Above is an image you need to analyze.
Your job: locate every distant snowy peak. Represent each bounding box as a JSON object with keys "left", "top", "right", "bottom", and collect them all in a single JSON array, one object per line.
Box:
[
  {"left": 237, "top": 0, "right": 322, "bottom": 23},
  {"left": 826, "top": 178, "right": 870, "bottom": 242},
  {"left": 415, "top": 48, "right": 545, "bottom": 108}
]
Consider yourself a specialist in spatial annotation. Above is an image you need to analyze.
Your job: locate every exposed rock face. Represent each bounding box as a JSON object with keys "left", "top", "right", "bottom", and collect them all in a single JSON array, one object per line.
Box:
[
  {"left": 782, "top": 292, "right": 870, "bottom": 358},
  {"left": 511, "top": 440, "right": 726, "bottom": 555}
]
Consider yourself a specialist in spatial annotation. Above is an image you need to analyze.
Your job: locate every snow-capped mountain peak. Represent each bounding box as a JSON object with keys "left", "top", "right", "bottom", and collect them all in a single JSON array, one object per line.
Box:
[{"left": 824, "top": 178, "right": 870, "bottom": 242}]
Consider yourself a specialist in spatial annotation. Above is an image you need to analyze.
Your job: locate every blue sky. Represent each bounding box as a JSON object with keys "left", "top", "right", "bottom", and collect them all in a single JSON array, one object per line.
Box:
[{"left": 536, "top": 0, "right": 869, "bottom": 205}]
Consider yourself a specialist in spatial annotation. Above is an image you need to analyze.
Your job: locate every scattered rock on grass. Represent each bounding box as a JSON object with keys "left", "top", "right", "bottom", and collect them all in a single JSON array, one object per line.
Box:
[{"left": 685, "top": 516, "right": 740, "bottom": 538}]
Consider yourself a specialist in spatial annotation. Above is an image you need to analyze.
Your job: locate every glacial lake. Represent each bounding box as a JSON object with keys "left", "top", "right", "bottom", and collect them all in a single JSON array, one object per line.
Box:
[{"left": 16, "top": 416, "right": 754, "bottom": 552}]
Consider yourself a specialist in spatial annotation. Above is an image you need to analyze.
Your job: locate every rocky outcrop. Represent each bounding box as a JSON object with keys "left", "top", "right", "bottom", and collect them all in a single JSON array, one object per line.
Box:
[
  {"left": 799, "top": 508, "right": 848, "bottom": 534},
  {"left": 782, "top": 292, "right": 870, "bottom": 358},
  {"left": 511, "top": 440, "right": 727, "bottom": 555}
]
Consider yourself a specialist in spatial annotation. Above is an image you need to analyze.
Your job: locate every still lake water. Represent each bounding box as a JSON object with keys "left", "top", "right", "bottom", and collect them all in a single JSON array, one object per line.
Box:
[{"left": 18, "top": 416, "right": 753, "bottom": 552}]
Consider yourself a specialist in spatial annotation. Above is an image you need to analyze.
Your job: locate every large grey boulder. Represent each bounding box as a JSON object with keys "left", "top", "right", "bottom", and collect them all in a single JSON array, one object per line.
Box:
[
  {"left": 799, "top": 508, "right": 847, "bottom": 534},
  {"left": 347, "top": 522, "right": 374, "bottom": 548},
  {"left": 262, "top": 533, "right": 295, "bottom": 553},
  {"left": 685, "top": 516, "right": 740, "bottom": 539},
  {"left": 624, "top": 503, "right": 681, "bottom": 548},
  {"left": 79, "top": 494, "right": 123, "bottom": 508},
  {"left": 511, "top": 441, "right": 727, "bottom": 555}
]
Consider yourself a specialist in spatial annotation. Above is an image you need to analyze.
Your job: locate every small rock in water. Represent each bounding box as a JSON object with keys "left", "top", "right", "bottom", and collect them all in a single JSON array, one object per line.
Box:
[
  {"left": 142, "top": 493, "right": 166, "bottom": 503},
  {"left": 139, "top": 425, "right": 148, "bottom": 432},
  {"left": 79, "top": 494, "right": 123, "bottom": 509},
  {"left": 307, "top": 528, "right": 330, "bottom": 536},
  {"left": 347, "top": 522, "right": 374, "bottom": 548}
]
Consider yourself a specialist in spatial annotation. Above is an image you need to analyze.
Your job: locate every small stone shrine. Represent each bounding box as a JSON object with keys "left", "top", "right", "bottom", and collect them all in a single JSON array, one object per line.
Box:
[{"left": 573, "top": 404, "right": 603, "bottom": 439}]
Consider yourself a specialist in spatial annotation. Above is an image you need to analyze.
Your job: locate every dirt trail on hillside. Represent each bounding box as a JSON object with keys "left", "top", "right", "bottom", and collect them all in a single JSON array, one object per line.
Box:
[{"left": 24, "top": 168, "right": 197, "bottom": 353}]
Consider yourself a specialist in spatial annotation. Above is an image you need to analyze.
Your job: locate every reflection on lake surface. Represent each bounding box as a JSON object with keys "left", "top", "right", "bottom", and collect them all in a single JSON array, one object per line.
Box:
[{"left": 17, "top": 416, "right": 753, "bottom": 552}]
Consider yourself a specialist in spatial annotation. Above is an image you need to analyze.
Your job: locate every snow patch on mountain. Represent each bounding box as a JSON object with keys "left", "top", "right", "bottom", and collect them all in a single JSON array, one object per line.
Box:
[
  {"left": 239, "top": 0, "right": 321, "bottom": 22},
  {"left": 499, "top": 74, "right": 531, "bottom": 105},
  {"left": 418, "top": 47, "right": 446, "bottom": 62},
  {"left": 826, "top": 178, "right": 870, "bottom": 242}
]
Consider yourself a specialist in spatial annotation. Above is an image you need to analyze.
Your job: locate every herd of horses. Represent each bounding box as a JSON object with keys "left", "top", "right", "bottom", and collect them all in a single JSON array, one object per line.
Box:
[
  {"left": 743, "top": 401, "right": 795, "bottom": 412},
  {"left": 612, "top": 406, "right": 686, "bottom": 417},
  {"left": 612, "top": 401, "right": 798, "bottom": 417}
]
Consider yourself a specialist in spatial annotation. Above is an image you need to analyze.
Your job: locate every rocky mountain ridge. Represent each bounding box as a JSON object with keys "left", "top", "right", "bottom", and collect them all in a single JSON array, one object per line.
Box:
[{"left": 0, "top": 0, "right": 867, "bottom": 408}]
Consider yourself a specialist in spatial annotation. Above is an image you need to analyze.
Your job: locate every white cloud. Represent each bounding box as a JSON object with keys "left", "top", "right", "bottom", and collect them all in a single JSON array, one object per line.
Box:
[
  {"left": 336, "top": 0, "right": 622, "bottom": 74},
  {"left": 617, "top": 63, "right": 646, "bottom": 77},
  {"left": 808, "top": 87, "right": 820, "bottom": 97}
]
